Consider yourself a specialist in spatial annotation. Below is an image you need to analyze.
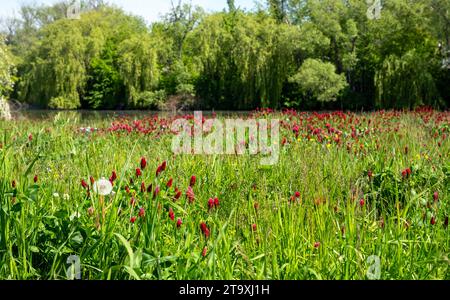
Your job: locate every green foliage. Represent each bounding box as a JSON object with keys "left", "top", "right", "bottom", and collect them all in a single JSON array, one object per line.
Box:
[
  {"left": 0, "top": 37, "right": 16, "bottom": 98},
  {"left": 2, "top": 0, "right": 450, "bottom": 110},
  {"left": 290, "top": 58, "right": 348, "bottom": 102},
  {"left": 375, "top": 49, "right": 441, "bottom": 109}
]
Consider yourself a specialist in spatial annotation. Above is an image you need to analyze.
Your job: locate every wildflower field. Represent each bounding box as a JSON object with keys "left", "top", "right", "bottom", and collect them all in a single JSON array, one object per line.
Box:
[{"left": 0, "top": 108, "right": 449, "bottom": 280}]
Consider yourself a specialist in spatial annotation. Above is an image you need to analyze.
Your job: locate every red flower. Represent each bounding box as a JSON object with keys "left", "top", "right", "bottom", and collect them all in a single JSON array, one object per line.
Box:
[
  {"left": 125, "top": 186, "right": 130, "bottom": 194},
  {"left": 214, "top": 197, "right": 219, "bottom": 207},
  {"left": 136, "top": 168, "right": 142, "bottom": 177},
  {"left": 433, "top": 192, "right": 439, "bottom": 202},
  {"left": 169, "top": 208, "right": 175, "bottom": 221},
  {"left": 431, "top": 216, "right": 436, "bottom": 225},
  {"left": 141, "top": 182, "right": 146, "bottom": 193},
  {"left": 202, "top": 246, "right": 208, "bottom": 257},
  {"left": 190, "top": 175, "right": 196, "bottom": 187},
  {"left": 186, "top": 186, "right": 195, "bottom": 203},
  {"left": 295, "top": 191, "right": 301, "bottom": 198},
  {"left": 368, "top": 170, "right": 373, "bottom": 179},
  {"left": 314, "top": 242, "right": 321, "bottom": 249},
  {"left": 130, "top": 216, "right": 137, "bottom": 224},
  {"left": 147, "top": 183, "right": 153, "bottom": 193},
  {"left": 208, "top": 198, "right": 214, "bottom": 210},
  {"left": 90, "top": 176, "right": 95, "bottom": 185},
  {"left": 130, "top": 197, "right": 136, "bottom": 206},
  {"left": 402, "top": 168, "right": 412, "bottom": 179},
  {"left": 33, "top": 175, "right": 38, "bottom": 183},
  {"left": 110, "top": 171, "right": 117, "bottom": 182},
  {"left": 138, "top": 207, "right": 145, "bottom": 218},
  {"left": 174, "top": 189, "right": 182, "bottom": 200},
  {"left": 156, "top": 165, "right": 163, "bottom": 177},
  {"left": 81, "top": 179, "right": 88, "bottom": 189},
  {"left": 177, "top": 218, "right": 182, "bottom": 228},
  {"left": 140, "top": 157, "right": 147, "bottom": 170},
  {"left": 153, "top": 186, "right": 160, "bottom": 199},
  {"left": 252, "top": 224, "right": 257, "bottom": 232},
  {"left": 167, "top": 178, "right": 173, "bottom": 188},
  {"left": 359, "top": 198, "right": 365, "bottom": 207},
  {"left": 161, "top": 161, "right": 167, "bottom": 171},
  {"left": 200, "top": 222, "right": 210, "bottom": 238},
  {"left": 28, "top": 134, "right": 33, "bottom": 141}
]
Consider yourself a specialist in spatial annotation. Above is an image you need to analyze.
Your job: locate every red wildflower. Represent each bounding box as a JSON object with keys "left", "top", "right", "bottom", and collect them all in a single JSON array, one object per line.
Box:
[
  {"left": 200, "top": 222, "right": 210, "bottom": 238},
  {"left": 136, "top": 168, "right": 142, "bottom": 177},
  {"left": 153, "top": 186, "right": 160, "bottom": 199},
  {"left": 186, "top": 186, "right": 195, "bottom": 203},
  {"left": 167, "top": 178, "right": 173, "bottom": 188},
  {"left": 90, "top": 176, "right": 95, "bottom": 185},
  {"left": 368, "top": 170, "right": 373, "bottom": 180},
  {"left": 431, "top": 216, "right": 436, "bottom": 225},
  {"left": 359, "top": 198, "right": 365, "bottom": 207},
  {"left": 156, "top": 165, "right": 163, "bottom": 177},
  {"left": 81, "top": 179, "right": 88, "bottom": 189},
  {"left": 110, "top": 171, "right": 117, "bottom": 182},
  {"left": 33, "top": 175, "right": 38, "bottom": 183},
  {"left": 314, "top": 242, "right": 321, "bottom": 249},
  {"left": 130, "top": 197, "right": 136, "bottom": 206},
  {"left": 125, "top": 186, "right": 130, "bottom": 194},
  {"left": 295, "top": 191, "right": 301, "bottom": 198},
  {"left": 190, "top": 175, "right": 196, "bottom": 187},
  {"left": 177, "top": 218, "right": 182, "bottom": 228},
  {"left": 402, "top": 168, "right": 412, "bottom": 179},
  {"left": 161, "top": 161, "right": 167, "bottom": 171},
  {"left": 140, "top": 157, "right": 147, "bottom": 170},
  {"left": 138, "top": 207, "right": 145, "bottom": 218},
  {"left": 28, "top": 134, "right": 33, "bottom": 141},
  {"left": 214, "top": 197, "right": 219, "bottom": 207},
  {"left": 202, "top": 246, "right": 208, "bottom": 257},
  {"left": 169, "top": 208, "right": 175, "bottom": 221},
  {"left": 147, "top": 183, "right": 153, "bottom": 193},
  {"left": 174, "top": 189, "right": 182, "bottom": 200},
  {"left": 130, "top": 216, "right": 137, "bottom": 224},
  {"left": 252, "top": 224, "right": 257, "bottom": 232},
  {"left": 433, "top": 192, "right": 439, "bottom": 202},
  {"left": 208, "top": 198, "right": 214, "bottom": 210},
  {"left": 141, "top": 182, "right": 146, "bottom": 193}
]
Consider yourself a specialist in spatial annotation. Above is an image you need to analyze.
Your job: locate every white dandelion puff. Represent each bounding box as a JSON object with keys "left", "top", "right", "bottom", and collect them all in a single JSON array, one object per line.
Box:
[{"left": 93, "top": 178, "right": 113, "bottom": 196}]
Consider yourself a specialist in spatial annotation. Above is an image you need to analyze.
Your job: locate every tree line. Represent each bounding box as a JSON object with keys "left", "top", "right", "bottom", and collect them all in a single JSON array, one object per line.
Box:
[{"left": 0, "top": 0, "right": 449, "bottom": 111}]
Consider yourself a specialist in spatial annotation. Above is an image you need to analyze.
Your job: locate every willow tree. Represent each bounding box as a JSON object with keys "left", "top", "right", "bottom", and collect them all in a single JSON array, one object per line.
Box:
[
  {"left": 117, "top": 34, "right": 160, "bottom": 107},
  {"left": 375, "top": 49, "right": 440, "bottom": 108},
  {"left": 0, "top": 37, "right": 15, "bottom": 119},
  {"left": 188, "top": 12, "right": 300, "bottom": 109},
  {"left": 0, "top": 36, "right": 16, "bottom": 98},
  {"left": 18, "top": 20, "right": 87, "bottom": 108}
]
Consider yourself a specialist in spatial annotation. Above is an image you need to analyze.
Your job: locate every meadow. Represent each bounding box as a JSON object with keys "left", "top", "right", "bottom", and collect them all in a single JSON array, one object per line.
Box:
[{"left": 0, "top": 108, "right": 449, "bottom": 280}]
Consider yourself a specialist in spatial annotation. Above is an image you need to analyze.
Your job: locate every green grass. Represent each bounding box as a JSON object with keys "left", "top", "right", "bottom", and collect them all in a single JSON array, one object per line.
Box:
[{"left": 0, "top": 110, "right": 449, "bottom": 279}]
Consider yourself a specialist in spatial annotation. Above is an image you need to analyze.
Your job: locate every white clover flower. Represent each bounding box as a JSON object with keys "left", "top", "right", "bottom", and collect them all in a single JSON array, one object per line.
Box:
[
  {"left": 53, "top": 193, "right": 60, "bottom": 198},
  {"left": 93, "top": 178, "right": 113, "bottom": 196},
  {"left": 63, "top": 194, "right": 70, "bottom": 201}
]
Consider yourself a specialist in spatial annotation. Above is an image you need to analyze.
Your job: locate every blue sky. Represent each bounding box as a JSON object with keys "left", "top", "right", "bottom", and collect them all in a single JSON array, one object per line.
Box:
[{"left": 0, "top": 0, "right": 259, "bottom": 23}]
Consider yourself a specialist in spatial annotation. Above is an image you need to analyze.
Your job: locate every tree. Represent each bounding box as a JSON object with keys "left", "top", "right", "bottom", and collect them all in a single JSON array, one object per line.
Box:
[
  {"left": 289, "top": 58, "right": 348, "bottom": 103},
  {"left": 0, "top": 36, "right": 16, "bottom": 98}
]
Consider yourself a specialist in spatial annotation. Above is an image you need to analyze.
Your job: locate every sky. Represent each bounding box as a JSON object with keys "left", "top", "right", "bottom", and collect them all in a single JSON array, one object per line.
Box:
[{"left": 0, "top": 0, "right": 258, "bottom": 23}]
